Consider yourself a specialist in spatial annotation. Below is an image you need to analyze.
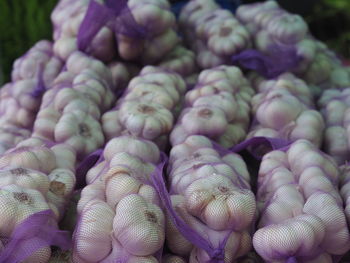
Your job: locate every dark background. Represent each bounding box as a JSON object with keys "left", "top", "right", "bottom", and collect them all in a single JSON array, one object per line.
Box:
[{"left": 1, "top": 0, "right": 349, "bottom": 85}]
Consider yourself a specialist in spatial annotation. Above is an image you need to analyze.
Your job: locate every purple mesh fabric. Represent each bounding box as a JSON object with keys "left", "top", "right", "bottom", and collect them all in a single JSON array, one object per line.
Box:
[
  {"left": 153, "top": 135, "right": 256, "bottom": 262},
  {"left": 318, "top": 88, "right": 350, "bottom": 165},
  {"left": 151, "top": 155, "right": 231, "bottom": 263},
  {"left": 73, "top": 136, "right": 166, "bottom": 262},
  {"left": 231, "top": 46, "right": 301, "bottom": 78},
  {"left": 0, "top": 141, "right": 76, "bottom": 261},
  {"left": 29, "top": 64, "right": 46, "bottom": 98},
  {"left": 30, "top": 52, "right": 119, "bottom": 160},
  {"left": 170, "top": 65, "right": 254, "bottom": 148},
  {"left": 0, "top": 210, "right": 71, "bottom": 263},
  {"left": 178, "top": 0, "right": 252, "bottom": 69},
  {"left": 0, "top": 24, "right": 146, "bottom": 262},
  {"left": 339, "top": 165, "right": 350, "bottom": 227},
  {"left": 229, "top": 136, "right": 291, "bottom": 159},
  {"left": 77, "top": 0, "right": 148, "bottom": 52},
  {"left": 235, "top": 1, "right": 350, "bottom": 90},
  {"left": 253, "top": 139, "right": 350, "bottom": 262},
  {"left": 75, "top": 148, "right": 103, "bottom": 189},
  {"left": 11, "top": 40, "right": 63, "bottom": 87},
  {"left": 76, "top": 0, "right": 178, "bottom": 64},
  {"left": 247, "top": 73, "right": 324, "bottom": 149},
  {"left": 77, "top": 0, "right": 116, "bottom": 52},
  {"left": 102, "top": 66, "right": 186, "bottom": 150},
  {"left": 0, "top": 50, "right": 123, "bottom": 261}
]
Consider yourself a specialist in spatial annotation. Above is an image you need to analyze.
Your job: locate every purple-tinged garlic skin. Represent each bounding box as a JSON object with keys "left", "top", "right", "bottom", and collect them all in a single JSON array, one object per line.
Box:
[
  {"left": 254, "top": 139, "right": 350, "bottom": 262},
  {"left": 170, "top": 66, "right": 254, "bottom": 148},
  {"left": 165, "top": 135, "right": 255, "bottom": 261},
  {"left": 236, "top": 1, "right": 350, "bottom": 93},
  {"left": 32, "top": 52, "right": 118, "bottom": 159},
  {"left": 0, "top": 138, "right": 78, "bottom": 261},
  {"left": 156, "top": 45, "right": 198, "bottom": 78},
  {"left": 0, "top": 184, "right": 53, "bottom": 262},
  {"left": 108, "top": 62, "right": 140, "bottom": 93},
  {"left": 51, "top": 0, "right": 116, "bottom": 62},
  {"left": 0, "top": 40, "right": 64, "bottom": 152},
  {"left": 52, "top": 0, "right": 178, "bottom": 65},
  {"left": 73, "top": 136, "right": 164, "bottom": 262},
  {"left": 117, "top": 0, "right": 178, "bottom": 63},
  {"left": 11, "top": 40, "right": 63, "bottom": 87},
  {"left": 102, "top": 66, "right": 186, "bottom": 149},
  {"left": 318, "top": 88, "right": 350, "bottom": 164},
  {"left": 339, "top": 165, "right": 350, "bottom": 226},
  {"left": 248, "top": 73, "right": 324, "bottom": 148},
  {"left": 179, "top": 0, "right": 251, "bottom": 69}
]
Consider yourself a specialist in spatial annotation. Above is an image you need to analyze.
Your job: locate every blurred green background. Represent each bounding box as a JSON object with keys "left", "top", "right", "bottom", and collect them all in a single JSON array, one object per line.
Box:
[
  {"left": 0, "top": 0, "right": 349, "bottom": 85},
  {"left": 0, "top": 0, "right": 58, "bottom": 85}
]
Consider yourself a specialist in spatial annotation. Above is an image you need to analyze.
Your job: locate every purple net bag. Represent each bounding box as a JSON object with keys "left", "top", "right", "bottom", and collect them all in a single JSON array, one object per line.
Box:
[
  {"left": 0, "top": 140, "right": 76, "bottom": 261},
  {"left": 253, "top": 139, "right": 350, "bottom": 262},
  {"left": 11, "top": 40, "right": 64, "bottom": 87},
  {"left": 73, "top": 136, "right": 168, "bottom": 262},
  {"left": 178, "top": 0, "right": 252, "bottom": 70},
  {"left": 229, "top": 136, "right": 291, "bottom": 160},
  {"left": 102, "top": 66, "right": 186, "bottom": 150},
  {"left": 235, "top": 1, "right": 350, "bottom": 91},
  {"left": 318, "top": 88, "right": 350, "bottom": 165},
  {"left": 152, "top": 135, "right": 256, "bottom": 262},
  {"left": 76, "top": 0, "right": 178, "bottom": 63},
  {"left": 77, "top": 0, "right": 147, "bottom": 52},
  {"left": 30, "top": 51, "right": 120, "bottom": 160},
  {"left": 170, "top": 65, "right": 254, "bottom": 149},
  {"left": 0, "top": 49, "right": 59, "bottom": 154},
  {"left": 0, "top": 209, "right": 71, "bottom": 263},
  {"left": 246, "top": 73, "right": 324, "bottom": 149},
  {"left": 231, "top": 45, "right": 301, "bottom": 78}
]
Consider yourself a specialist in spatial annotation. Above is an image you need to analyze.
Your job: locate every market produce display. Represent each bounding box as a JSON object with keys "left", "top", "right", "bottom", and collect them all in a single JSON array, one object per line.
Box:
[
  {"left": 340, "top": 165, "right": 350, "bottom": 226},
  {"left": 170, "top": 66, "right": 254, "bottom": 148},
  {"left": 235, "top": 1, "right": 350, "bottom": 92},
  {"left": 179, "top": 0, "right": 251, "bottom": 69},
  {"left": 248, "top": 72, "right": 325, "bottom": 148},
  {"left": 164, "top": 135, "right": 255, "bottom": 261},
  {"left": 1, "top": 0, "right": 350, "bottom": 262},
  {"left": 254, "top": 140, "right": 350, "bottom": 262},
  {"left": 51, "top": 0, "right": 179, "bottom": 64},
  {"left": 0, "top": 40, "right": 63, "bottom": 154},
  {"left": 0, "top": 138, "right": 75, "bottom": 262},
  {"left": 74, "top": 64, "right": 187, "bottom": 262},
  {"left": 102, "top": 65, "right": 186, "bottom": 149},
  {"left": 73, "top": 136, "right": 165, "bottom": 262},
  {"left": 318, "top": 88, "right": 350, "bottom": 165}
]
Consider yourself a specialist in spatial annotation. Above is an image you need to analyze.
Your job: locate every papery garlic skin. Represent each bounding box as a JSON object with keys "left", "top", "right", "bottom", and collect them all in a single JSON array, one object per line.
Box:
[
  {"left": 236, "top": 1, "right": 350, "bottom": 92},
  {"left": 73, "top": 136, "right": 165, "bottom": 262},
  {"left": 0, "top": 40, "right": 63, "bottom": 152},
  {"left": 31, "top": 52, "right": 119, "bottom": 160},
  {"left": 248, "top": 73, "right": 324, "bottom": 148},
  {"left": 52, "top": 0, "right": 178, "bottom": 64},
  {"left": 339, "top": 165, "right": 350, "bottom": 226},
  {"left": 102, "top": 66, "right": 186, "bottom": 149},
  {"left": 166, "top": 135, "right": 256, "bottom": 260},
  {"left": 11, "top": 40, "right": 63, "bottom": 86},
  {"left": 170, "top": 65, "right": 254, "bottom": 148},
  {"left": 318, "top": 88, "right": 350, "bottom": 164},
  {"left": 179, "top": 0, "right": 252, "bottom": 69},
  {"left": 253, "top": 140, "right": 350, "bottom": 262},
  {"left": 51, "top": 0, "right": 116, "bottom": 62}
]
